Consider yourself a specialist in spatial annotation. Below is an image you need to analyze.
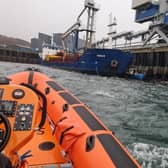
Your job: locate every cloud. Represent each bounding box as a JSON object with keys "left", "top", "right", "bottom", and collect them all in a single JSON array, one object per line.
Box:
[{"left": 0, "top": 0, "right": 148, "bottom": 42}]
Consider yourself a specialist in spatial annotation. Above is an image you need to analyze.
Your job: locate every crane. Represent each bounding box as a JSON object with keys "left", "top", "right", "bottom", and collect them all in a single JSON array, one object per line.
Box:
[
  {"left": 132, "top": 0, "right": 168, "bottom": 45},
  {"left": 61, "top": 0, "right": 99, "bottom": 52}
]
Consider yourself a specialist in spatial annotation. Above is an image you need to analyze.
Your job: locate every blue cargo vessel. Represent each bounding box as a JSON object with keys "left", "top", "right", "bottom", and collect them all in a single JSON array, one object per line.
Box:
[
  {"left": 41, "top": 48, "right": 133, "bottom": 76},
  {"left": 40, "top": 0, "right": 133, "bottom": 76}
]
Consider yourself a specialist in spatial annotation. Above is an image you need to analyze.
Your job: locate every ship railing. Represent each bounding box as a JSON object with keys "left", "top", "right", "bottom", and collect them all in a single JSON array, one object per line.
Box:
[{"left": 112, "top": 42, "right": 168, "bottom": 50}]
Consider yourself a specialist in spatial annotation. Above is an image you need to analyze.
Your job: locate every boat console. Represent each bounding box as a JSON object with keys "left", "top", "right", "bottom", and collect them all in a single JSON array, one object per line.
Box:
[{"left": 0, "top": 79, "right": 67, "bottom": 167}]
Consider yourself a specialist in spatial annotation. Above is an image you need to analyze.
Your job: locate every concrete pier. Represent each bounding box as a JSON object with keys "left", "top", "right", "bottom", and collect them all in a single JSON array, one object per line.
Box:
[
  {"left": 124, "top": 44, "right": 168, "bottom": 79},
  {"left": 0, "top": 46, "right": 40, "bottom": 64}
]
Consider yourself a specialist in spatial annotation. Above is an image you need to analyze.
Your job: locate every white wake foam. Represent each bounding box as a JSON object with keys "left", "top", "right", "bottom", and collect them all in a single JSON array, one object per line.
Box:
[
  {"left": 93, "top": 90, "right": 115, "bottom": 98},
  {"left": 128, "top": 143, "right": 168, "bottom": 168}
]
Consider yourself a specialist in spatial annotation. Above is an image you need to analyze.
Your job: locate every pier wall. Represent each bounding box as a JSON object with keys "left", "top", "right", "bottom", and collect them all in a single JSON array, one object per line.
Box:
[
  {"left": 0, "top": 47, "right": 40, "bottom": 64},
  {"left": 127, "top": 44, "right": 168, "bottom": 79}
]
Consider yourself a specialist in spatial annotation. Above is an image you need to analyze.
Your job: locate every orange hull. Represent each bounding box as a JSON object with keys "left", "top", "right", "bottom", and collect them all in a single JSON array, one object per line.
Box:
[{"left": 0, "top": 69, "right": 141, "bottom": 168}]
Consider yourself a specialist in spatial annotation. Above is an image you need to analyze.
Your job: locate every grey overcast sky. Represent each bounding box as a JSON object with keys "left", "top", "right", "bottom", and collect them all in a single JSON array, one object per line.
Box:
[{"left": 0, "top": 0, "right": 148, "bottom": 42}]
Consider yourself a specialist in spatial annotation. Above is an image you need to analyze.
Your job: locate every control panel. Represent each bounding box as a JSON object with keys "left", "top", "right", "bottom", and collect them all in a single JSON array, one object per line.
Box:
[
  {"left": 0, "top": 86, "right": 39, "bottom": 132},
  {"left": 14, "top": 104, "right": 34, "bottom": 131},
  {"left": 0, "top": 100, "right": 17, "bottom": 117}
]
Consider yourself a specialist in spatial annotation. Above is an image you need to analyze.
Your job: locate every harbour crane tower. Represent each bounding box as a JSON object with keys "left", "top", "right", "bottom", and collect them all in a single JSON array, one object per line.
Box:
[
  {"left": 61, "top": 0, "right": 99, "bottom": 52},
  {"left": 132, "top": 0, "right": 168, "bottom": 45}
]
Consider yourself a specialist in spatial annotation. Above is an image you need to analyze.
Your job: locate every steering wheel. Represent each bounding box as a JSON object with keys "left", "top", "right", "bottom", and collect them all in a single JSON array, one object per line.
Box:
[{"left": 0, "top": 113, "right": 11, "bottom": 152}]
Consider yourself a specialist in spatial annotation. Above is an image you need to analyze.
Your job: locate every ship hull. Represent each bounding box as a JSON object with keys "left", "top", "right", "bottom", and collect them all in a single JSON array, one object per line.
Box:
[{"left": 41, "top": 48, "right": 133, "bottom": 76}]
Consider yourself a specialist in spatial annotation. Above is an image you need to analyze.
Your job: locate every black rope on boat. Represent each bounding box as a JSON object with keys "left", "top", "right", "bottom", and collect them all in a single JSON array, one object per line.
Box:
[
  {"left": 28, "top": 71, "right": 34, "bottom": 85},
  {"left": 60, "top": 126, "right": 74, "bottom": 145},
  {"left": 21, "top": 83, "right": 47, "bottom": 129}
]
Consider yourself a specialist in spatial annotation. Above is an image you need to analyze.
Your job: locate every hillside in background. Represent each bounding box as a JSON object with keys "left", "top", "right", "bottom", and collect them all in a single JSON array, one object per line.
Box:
[{"left": 0, "top": 34, "right": 30, "bottom": 47}]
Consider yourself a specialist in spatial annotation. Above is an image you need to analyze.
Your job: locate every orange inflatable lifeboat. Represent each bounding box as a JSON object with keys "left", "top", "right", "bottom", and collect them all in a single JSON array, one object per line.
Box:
[{"left": 0, "top": 68, "right": 141, "bottom": 168}]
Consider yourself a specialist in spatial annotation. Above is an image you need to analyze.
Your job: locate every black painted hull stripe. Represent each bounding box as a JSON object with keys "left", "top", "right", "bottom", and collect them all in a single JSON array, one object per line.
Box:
[
  {"left": 73, "top": 106, "right": 106, "bottom": 131},
  {"left": 59, "top": 92, "right": 80, "bottom": 105},
  {"left": 47, "top": 81, "right": 64, "bottom": 91},
  {"left": 97, "top": 134, "right": 138, "bottom": 168}
]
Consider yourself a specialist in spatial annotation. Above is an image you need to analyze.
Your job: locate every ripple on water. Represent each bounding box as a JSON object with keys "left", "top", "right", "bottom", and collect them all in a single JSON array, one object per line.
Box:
[
  {"left": 1, "top": 62, "right": 168, "bottom": 167},
  {"left": 128, "top": 143, "right": 168, "bottom": 168}
]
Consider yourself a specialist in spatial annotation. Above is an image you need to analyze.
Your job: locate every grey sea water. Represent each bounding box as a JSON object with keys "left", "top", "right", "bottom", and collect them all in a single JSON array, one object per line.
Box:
[{"left": 1, "top": 61, "right": 168, "bottom": 168}]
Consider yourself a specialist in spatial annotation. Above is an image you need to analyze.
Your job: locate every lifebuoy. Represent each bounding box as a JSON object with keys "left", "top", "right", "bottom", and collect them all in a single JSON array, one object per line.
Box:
[{"left": 111, "top": 60, "right": 118, "bottom": 68}]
